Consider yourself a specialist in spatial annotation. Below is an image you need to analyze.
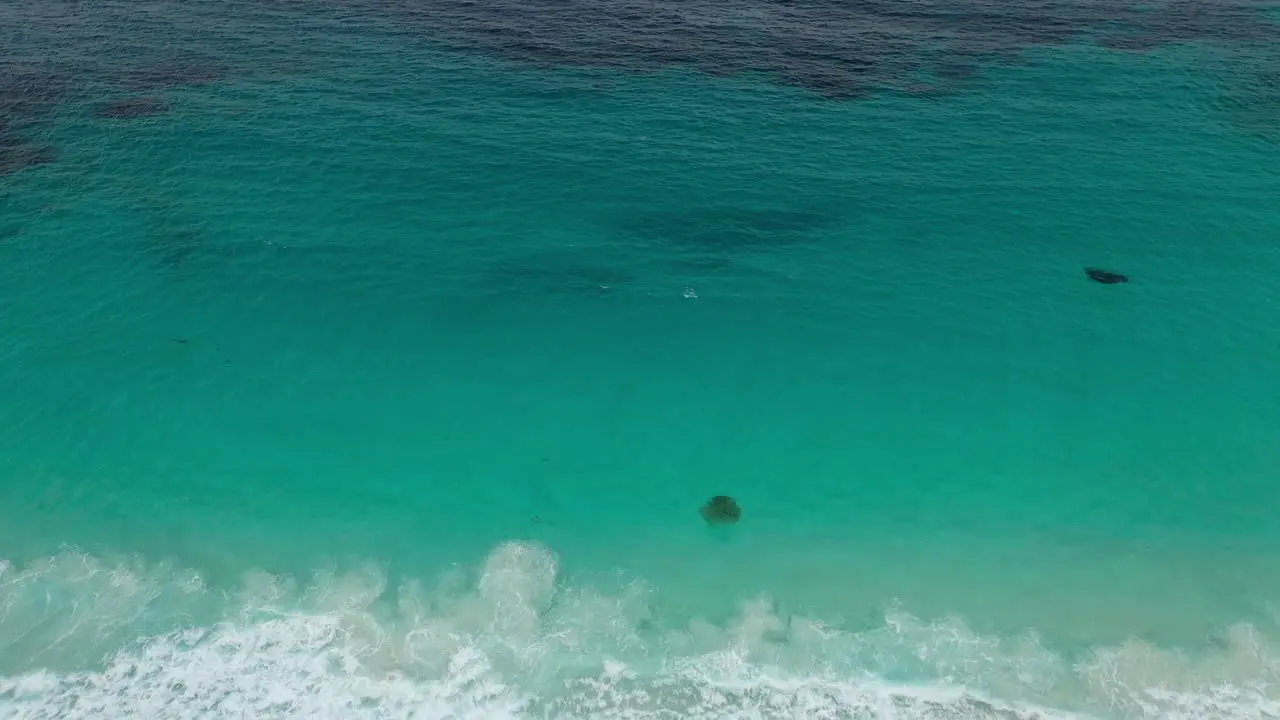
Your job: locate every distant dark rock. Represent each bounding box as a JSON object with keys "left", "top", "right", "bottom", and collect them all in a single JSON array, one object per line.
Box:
[
  {"left": 94, "top": 97, "right": 169, "bottom": 119},
  {"left": 1085, "top": 267, "right": 1129, "bottom": 284},
  {"left": 700, "top": 495, "right": 742, "bottom": 525}
]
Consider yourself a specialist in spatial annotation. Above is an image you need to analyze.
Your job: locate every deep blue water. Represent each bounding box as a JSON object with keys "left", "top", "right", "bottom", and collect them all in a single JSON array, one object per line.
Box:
[{"left": 3, "top": 1, "right": 1280, "bottom": 718}]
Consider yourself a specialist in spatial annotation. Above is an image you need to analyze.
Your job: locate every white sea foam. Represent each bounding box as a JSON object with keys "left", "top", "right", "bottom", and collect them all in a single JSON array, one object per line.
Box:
[{"left": 1, "top": 541, "right": 1277, "bottom": 719}]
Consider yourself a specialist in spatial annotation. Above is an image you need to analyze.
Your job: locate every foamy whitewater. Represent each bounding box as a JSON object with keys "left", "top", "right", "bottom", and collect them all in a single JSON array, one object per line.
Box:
[{"left": 2, "top": 543, "right": 1278, "bottom": 720}]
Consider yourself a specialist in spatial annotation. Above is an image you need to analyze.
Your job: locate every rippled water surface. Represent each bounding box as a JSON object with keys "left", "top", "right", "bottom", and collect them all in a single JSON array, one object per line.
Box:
[{"left": 3, "top": 1, "right": 1280, "bottom": 718}]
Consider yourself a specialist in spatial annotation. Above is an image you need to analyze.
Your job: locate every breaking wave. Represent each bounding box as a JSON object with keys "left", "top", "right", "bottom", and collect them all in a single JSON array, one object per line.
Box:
[{"left": 2, "top": 541, "right": 1278, "bottom": 719}]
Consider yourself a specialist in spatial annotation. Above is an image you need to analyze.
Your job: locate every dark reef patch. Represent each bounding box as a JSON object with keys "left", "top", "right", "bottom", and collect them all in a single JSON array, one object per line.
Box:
[
  {"left": 94, "top": 97, "right": 171, "bottom": 120},
  {"left": 0, "top": 69, "right": 67, "bottom": 176},
  {"left": 1096, "top": 33, "right": 1165, "bottom": 52},
  {"left": 1, "top": 0, "right": 1276, "bottom": 133},
  {"left": 117, "top": 60, "right": 230, "bottom": 91},
  {"left": 0, "top": 69, "right": 69, "bottom": 122},
  {"left": 0, "top": 0, "right": 243, "bottom": 139},
  {"left": 0, "top": 140, "right": 55, "bottom": 177},
  {"left": 341, "top": 0, "right": 1279, "bottom": 97}
]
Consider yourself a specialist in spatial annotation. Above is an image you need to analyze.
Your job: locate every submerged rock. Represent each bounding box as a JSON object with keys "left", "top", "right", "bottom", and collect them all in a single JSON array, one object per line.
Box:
[
  {"left": 700, "top": 495, "right": 742, "bottom": 525},
  {"left": 1084, "top": 267, "right": 1128, "bottom": 284}
]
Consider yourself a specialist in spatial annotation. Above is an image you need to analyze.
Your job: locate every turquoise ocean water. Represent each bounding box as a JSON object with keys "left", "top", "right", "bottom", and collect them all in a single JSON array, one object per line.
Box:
[{"left": 3, "top": 1, "right": 1280, "bottom": 717}]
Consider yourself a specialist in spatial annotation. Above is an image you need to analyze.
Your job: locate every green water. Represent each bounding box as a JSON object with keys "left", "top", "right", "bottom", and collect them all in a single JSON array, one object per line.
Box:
[{"left": 2, "top": 32, "right": 1280, "bottom": 720}]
